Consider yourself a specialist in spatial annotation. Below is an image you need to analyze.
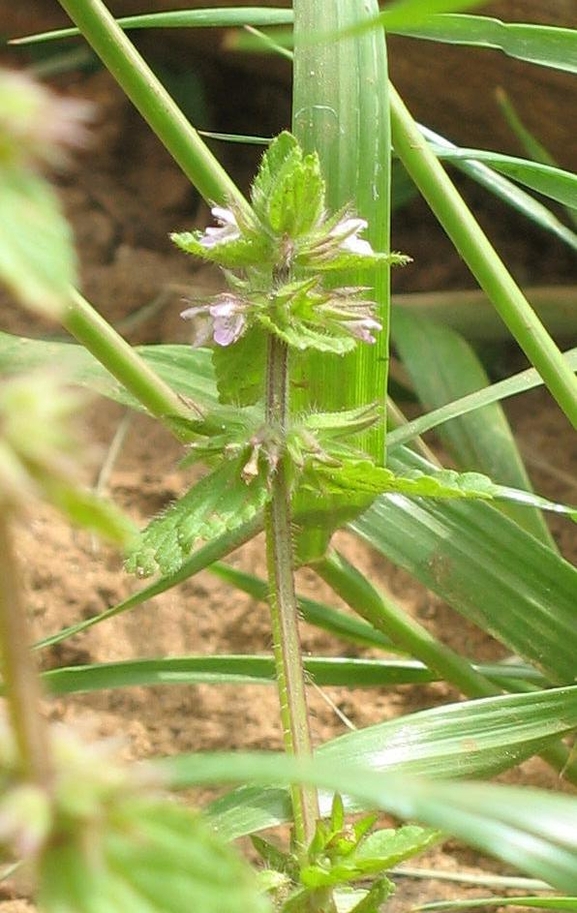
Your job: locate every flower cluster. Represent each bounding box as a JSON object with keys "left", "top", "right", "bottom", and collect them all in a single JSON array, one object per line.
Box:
[{"left": 173, "top": 132, "right": 409, "bottom": 355}]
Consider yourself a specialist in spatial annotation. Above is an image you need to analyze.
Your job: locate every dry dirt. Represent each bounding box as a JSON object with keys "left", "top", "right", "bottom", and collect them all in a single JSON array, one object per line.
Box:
[{"left": 1, "top": 16, "right": 577, "bottom": 913}]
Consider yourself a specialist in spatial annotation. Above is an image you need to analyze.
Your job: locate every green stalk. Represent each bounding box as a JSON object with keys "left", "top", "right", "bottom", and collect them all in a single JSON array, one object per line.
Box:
[
  {"left": 64, "top": 289, "right": 199, "bottom": 437},
  {"left": 264, "top": 334, "right": 318, "bottom": 852},
  {"left": 389, "top": 83, "right": 577, "bottom": 429},
  {"left": 292, "top": 0, "right": 391, "bottom": 465},
  {"left": 0, "top": 514, "right": 52, "bottom": 785},
  {"left": 55, "top": 0, "right": 250, "bottom": 216}
]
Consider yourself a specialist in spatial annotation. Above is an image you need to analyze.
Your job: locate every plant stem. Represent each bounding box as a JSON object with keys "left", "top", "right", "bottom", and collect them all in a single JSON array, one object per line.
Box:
[
  {"left": 389, "top": 83, "right": 577, "bottom": 430},
  {"left": 0, "top": 513, "right": 52, "bottom": 785},
  {"left": 55, "top": 0, "right": 250, "bottom": 217},
  {"left": 64, "top": 289, "right": 201, "bottom": 437},
  {"left": 264, "top": 333, "right": 319, "bottom": 852}
]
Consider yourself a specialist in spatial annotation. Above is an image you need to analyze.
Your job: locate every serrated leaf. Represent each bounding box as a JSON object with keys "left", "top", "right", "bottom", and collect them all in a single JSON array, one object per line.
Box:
[
  {"left": 266, "top": 151, "right": 325, "bottom": 237},
  {"left": 170, "top": 229, "right": 268, "bottom": 270},
  {"left": 0, "top": 165, "right": 76, "bottom": 316},
  {"left": 125, "top": 459, "right": 269, "bottom": 577},
  {"left": 261, "top": 317, "right": 357, "bottom": 354},
  {"left": 251, "top": 131, "right": 301, "bottom": 221},
  {"left": 211, "top": 325, "right": 267, "bottom": 406}
]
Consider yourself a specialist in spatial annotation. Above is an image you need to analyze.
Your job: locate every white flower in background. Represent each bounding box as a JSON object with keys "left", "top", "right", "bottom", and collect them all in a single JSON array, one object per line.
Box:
[{"left": 199, "top": 206, "right": 241, "bottom": 249}]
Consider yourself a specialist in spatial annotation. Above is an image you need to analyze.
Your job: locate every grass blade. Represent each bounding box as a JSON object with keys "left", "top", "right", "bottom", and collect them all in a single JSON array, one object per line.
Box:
[
  {"left": 292, "top": 0, "right": 391, "bottom": 463},
  {"left": 393, "top": 310, "right": 555, "bottom": 546},
  {"left": 392, "top": 14, "right": 577, "bottom": 75}
]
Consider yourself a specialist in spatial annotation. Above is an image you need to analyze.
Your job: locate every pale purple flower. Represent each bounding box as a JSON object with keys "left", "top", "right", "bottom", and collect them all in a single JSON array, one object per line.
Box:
[
  {"left": 328, "top": 217, "right": 374, "bottom": 256},
  {"left": 181, "top": 292, "right": 247, "bottom": 347},
  {"left": 303, "top": 214, "right": 377, "bottom": 264},
  {"left": 199, "top": 206, "right": 241, "bottom": 249},
  {"left": 342, "top": 316, "right": 382, "bottom": 344},
  {"left": 317, "top": 287, "right": 382, "bottom": 344}
]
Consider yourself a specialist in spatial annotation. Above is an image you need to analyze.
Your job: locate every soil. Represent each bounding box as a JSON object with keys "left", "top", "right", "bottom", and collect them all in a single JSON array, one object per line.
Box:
[{"left": 1, "top": 12, "right": 577, "bottom": 913}]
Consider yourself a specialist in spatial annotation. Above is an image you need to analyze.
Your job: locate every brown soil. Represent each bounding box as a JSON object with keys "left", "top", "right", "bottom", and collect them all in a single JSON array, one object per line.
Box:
[{"left": 1, "top": 13, "right": 577, "bottom": 912}]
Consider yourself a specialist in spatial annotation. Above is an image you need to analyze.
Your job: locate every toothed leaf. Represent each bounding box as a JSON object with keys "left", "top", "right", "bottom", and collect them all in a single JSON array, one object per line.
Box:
[{"left": 125, "top": 459, "right": 270, "bottom": 577}]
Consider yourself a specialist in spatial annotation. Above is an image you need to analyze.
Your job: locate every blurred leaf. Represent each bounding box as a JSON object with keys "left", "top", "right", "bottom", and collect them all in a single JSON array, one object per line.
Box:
[
  {"left": 39, "top": 795, "right": 270, "bottom": 913},
  {"left": 157, "top": 751, "right": 577, "bottom": 889},
  {"left": 393, "top": 14, "right": 577, "bottom": 75},
  {"left": 45, "top": 480, "right": 137, "bottom": 546},
  {"left": 0, "top": 165, "right": 76, "bottom": 316},
  {"left": 352, "top": 447, "right": 577, "bottom": 683}
]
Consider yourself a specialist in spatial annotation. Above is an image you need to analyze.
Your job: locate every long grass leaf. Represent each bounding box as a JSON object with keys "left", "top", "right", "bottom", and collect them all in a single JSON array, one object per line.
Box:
[
  {"left": 392, "top": 15, "right": 577, "bottom": 75},
  {"left": 390, "top": 84, "right": 577, "bottom": 428},
  {"left": 40, "top": 655, "right": 546, "bottom": 695},
  {"left": 292, "top": 0, "right": 391, "bottom": 463},
  {"left": 352, "top": 447, "right": 577, "bottom": 683},
  {"left": 393, "top": 310, "right": 555, "bottom": 546},
  {"left": 388, "top": 345, "right": 577, "bottom": 448},
  {"left": 418, "top": 126, "right": 577, "bottom": 253}
]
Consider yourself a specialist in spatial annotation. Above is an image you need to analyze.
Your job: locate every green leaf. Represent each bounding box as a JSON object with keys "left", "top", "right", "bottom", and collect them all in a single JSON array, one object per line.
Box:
[
  {"left": 352, "top": 447, "right": 577, "bottom": 683},
  {"left": 125, "top": 459, "right": 269, "bottom": 577},
  {"left": 0, "top": 165, "right": 76, "bottom": 316},
  {"left": 39, "top": 656, "right": 546, "bottom": 696},
  {"left": 392, "top": 310, "right": 555, "bottom": 546},
  {"left": 388, "top": 345, "right": 577, "bottom": 448},
  {"left": 265, "top": 146, "right": 325, "bottom": 237},
  {"left": 430, "top": 146, "right": 577, "bottom": 211},
  {"left": 393, "top": 14, "right": 577, "bottom": 75},
  {"left": 156, "top": 751, "right": 577, "bottom": 890},
  {"left": 212, "top": 326, "right": 267, "bottom": 406},
  {"left": 38, "top": 796, "right": 270, "bottom": 913},
  {"left": 418, "top": 126, "right": 577, "bottom": 253},
  {"left": 11, "top": 9, "right": 295, "bottom": 45},
  {"left": 171, "top": 228, "right": 268, "bottom": 270},
  {"left": 202, "top": 684, "right": 577, "bottom": 841}
]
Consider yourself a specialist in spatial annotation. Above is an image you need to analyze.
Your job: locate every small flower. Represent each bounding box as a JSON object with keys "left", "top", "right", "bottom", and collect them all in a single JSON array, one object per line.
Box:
[
  {"left": 316, "top": 287, "right": 383, "bottom": 344},
  {"left": 327, "top": 216, "right": 374, "bottom": 256},
  {"left": 303, "top": 214, "right": 377, "bottom": 265},
  {"left": 181, "top": 292, "right": 247, "bottom": 347},
  {"left": 199, "top": 206, "right": 241, "bottom": 249}
]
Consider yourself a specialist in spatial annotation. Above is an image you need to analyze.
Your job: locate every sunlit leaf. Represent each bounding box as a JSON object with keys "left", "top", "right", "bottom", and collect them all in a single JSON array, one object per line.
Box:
[
  {"left": 156, "top": 751, "right": 577, "bottom": 889},
  {"left": 125, "top": 459, "right": 269, "bottom": 577}
]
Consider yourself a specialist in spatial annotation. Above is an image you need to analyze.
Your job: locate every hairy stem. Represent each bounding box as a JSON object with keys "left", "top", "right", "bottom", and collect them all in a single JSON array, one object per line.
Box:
[
  {"left": 0, "top": 513, "right": 52, "bottom": 785},
  {"left": 264, "top": 333, "right": 319, "bottom": 852}
]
